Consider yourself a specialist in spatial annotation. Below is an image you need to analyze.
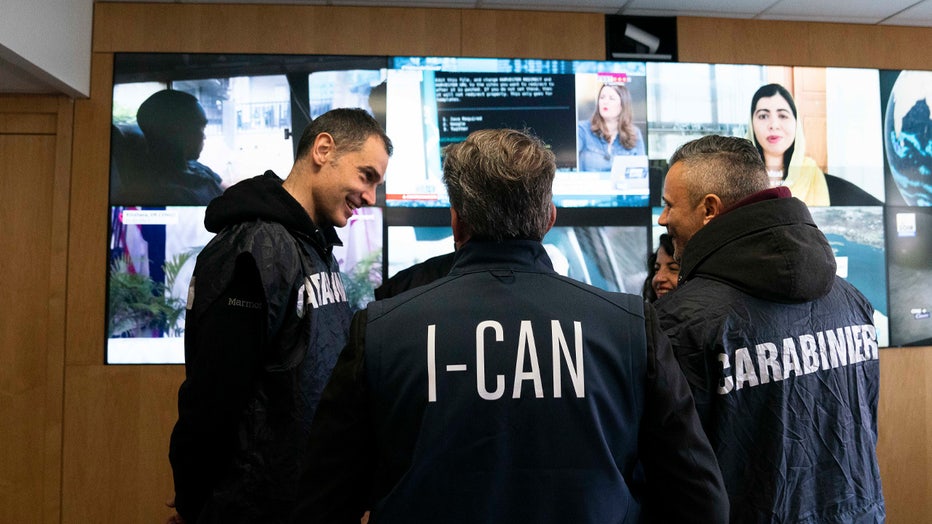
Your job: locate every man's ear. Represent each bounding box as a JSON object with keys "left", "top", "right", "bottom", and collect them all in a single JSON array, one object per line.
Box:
[
  {"left": 311, "top": 132, "right": 335, "bottom": 166},
  {"left": 701, "top": 194, "right": 725, "bottom": 225},
  {"left": 546, "top": 202, "right": 557, "bottom": 232},
  {"left": 451, "top": 207, "right": 470, "bottom": 248}
]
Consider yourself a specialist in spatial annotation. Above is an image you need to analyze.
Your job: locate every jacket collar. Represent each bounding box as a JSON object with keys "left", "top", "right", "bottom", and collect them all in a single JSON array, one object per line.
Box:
[{"left": 449, "top": 239, "right": 555, "bottom": 275}]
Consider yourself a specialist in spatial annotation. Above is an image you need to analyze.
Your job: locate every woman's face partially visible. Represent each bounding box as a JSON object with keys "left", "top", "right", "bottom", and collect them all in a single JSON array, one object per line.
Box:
[
  {"left": 651, "top": 245, "right": 680, "bottom": 299},
  {"left": 598, "top": 87, "right": 623, "bottom": 121},
  {"left": 752, "top": 94, "right": 796, "bottom": 160}
]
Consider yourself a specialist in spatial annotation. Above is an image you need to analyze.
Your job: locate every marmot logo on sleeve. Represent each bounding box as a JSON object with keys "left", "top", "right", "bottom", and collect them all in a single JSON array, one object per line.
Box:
[
  {"left": 228, "top": 298, "right": 263, "bottom": 309},
  {"left": 717, "top": 323, "right": 879, "bottom": 394}
]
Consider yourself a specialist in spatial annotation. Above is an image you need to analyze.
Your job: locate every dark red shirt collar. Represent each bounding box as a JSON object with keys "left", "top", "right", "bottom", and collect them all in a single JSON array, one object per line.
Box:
[{"left": 722, "top": 186, "right": 791, "bottom": 215}]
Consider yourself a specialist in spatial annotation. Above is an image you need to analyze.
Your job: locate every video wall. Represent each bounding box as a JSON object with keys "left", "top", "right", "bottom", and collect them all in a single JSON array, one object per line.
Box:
[{"left": 106, "top": 52, "right": 932, "bottom": 363}]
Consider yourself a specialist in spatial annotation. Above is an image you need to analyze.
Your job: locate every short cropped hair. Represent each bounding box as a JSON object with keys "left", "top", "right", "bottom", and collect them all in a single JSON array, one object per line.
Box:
[
  {"left": 137, "top": 90, "right": 206, "bottom": 137},
  {"left": 442, "top": 129, "right": 555, "bottom": 241},
  {"left": 668, "top": 135, "right": 769, "bottom": 208},
  {"left": 295, "top": 107, "right": 393, "bottom": 161}
]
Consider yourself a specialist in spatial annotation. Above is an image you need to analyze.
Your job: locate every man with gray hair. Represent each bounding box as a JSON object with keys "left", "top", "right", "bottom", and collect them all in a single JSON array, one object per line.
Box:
[
  {"left": 655, "top": 134, "right": 885, "bottom": 523},
  {"left": 292, "top": 128, "right": 728, "bottom": 523}
]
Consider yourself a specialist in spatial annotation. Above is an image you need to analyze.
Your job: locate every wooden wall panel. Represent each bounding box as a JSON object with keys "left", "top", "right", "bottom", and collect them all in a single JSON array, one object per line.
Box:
[
  {"left": 461, "top": 9, "right": 604, "bottom": 60},
  {"left": 678, "top": 17, "right": 932, "bottom": 70},
  {"left": 66, "top": 53, "right": 113, "bottom": 366},
  {"left": 0, "top": 113, "right": 57, "bottom": 134},
  {"left": 93, "top": 3, "right": 464, "bottom": 57},
  {"left": 61, "top": 365, "right": 183, "bottom": 523},
  {"left": 0, "top": 133, "right": 57, "bottom": 524},
  {"left": 0, "top": 94, "right": 72, "bottom": 524},
  {"left": 878, "top": 347, "right": 932, "bottom": 523},
  {"left": 46, "top": 96, "right": 73, "bottom": 523}
]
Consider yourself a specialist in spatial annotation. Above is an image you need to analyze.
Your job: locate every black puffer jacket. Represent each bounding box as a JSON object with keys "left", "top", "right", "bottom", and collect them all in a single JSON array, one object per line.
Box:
[
  {"left": 655, "top": 192, "right": 885, "bottom": 523},
  {"left": 169, "top": 171, "right": 352, "bottom": 523}
]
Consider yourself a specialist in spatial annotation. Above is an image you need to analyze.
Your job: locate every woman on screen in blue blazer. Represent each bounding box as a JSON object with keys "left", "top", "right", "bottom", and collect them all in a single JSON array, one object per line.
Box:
[{"left": 577, "top": 83, "right": 645, "bottom": 171}]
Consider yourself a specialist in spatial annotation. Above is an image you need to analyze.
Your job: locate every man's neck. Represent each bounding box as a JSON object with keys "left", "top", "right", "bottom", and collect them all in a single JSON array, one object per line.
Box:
[{"left": 282, "top": 167, "right": 317, "bottom": 223}]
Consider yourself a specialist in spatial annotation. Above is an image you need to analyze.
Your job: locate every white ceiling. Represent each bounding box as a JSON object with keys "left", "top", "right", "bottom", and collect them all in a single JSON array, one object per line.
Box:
[{"left": 3, "top": 0, "right": 932, "bottom": 96}]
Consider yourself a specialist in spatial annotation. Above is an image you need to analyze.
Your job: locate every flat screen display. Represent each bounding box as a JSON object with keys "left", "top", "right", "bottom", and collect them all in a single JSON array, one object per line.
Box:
[
  {"left": 103, "top": 52, "right": 926, "bottom": 363},
  {"left": 386, "top": 225, "right": 648, "bottom": 294},
  {"left": 107, "top": 206, "right": 382, "bottom": 364},
  {"left": 886, "top": 207, "right": 932, "bottom": 346},
  {"left": 384, "top": 57, "right": 650, "bottom": 207},
  {"left": 809, "top": 206, "right": 889, "bottom": 347},
  {"left": 880, "top": 69, "right": 932, "bottom": 207},
  {"left": 106, "top": 53, "right": 391, "bottom": 364},
  {"left": 647, "top": 63, "right": 885, "bottom": 207}
]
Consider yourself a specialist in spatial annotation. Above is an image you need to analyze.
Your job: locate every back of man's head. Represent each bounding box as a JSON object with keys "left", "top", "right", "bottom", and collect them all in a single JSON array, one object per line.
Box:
[
  {"left": 669, "top": 135, "right": 769, "bottom": 208},
  {"left": 137, "top": 89, "right": 207, "bottom": 138},
  {"left": 442, "top": 129, "right": 556, "bottom": 241},
  {"left": 294, "top": 107, "right": 393, "bottom": 161}
]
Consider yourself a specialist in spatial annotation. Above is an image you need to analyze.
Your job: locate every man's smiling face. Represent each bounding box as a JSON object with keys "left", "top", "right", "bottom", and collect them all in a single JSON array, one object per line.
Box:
[
  {"left": 312, "top": 134, "right": 389, "bottom": 227},
  {"left": 658, "top": 161, "right": 708, "bottom": 262}
]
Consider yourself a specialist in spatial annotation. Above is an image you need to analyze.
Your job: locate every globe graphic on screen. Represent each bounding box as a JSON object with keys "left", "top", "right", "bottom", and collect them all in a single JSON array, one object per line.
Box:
[{"left": 884, "top": 71, "right": 932, "bottom": 206}]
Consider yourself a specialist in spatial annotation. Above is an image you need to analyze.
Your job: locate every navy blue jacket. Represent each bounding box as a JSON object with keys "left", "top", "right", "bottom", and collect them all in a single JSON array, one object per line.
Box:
[
  {"left": 294, "top": 239, "right": 727, "bottom": 523},
  {"left": 655, "top": 192, "right": 885, "bottom": 523},
  {"left": 169, "top": 172, "right": 352, "bottom": 523}
]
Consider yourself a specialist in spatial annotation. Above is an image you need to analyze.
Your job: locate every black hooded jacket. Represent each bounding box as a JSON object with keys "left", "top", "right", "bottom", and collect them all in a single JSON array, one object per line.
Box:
[
  {"left": 169, "top": 171, "right": 353, "bottom": 523},
  {"left": 655, "top": 192, "right": 885, "bottom": 523}
]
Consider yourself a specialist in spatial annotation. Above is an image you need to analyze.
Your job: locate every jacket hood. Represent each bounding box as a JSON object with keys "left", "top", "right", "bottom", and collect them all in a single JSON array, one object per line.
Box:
[
  {"left": 204, "top": 171, "right": 340, "bottom": 247},
  {"left": 680, "top": 195, "right": 836, "bottom": 303}
]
